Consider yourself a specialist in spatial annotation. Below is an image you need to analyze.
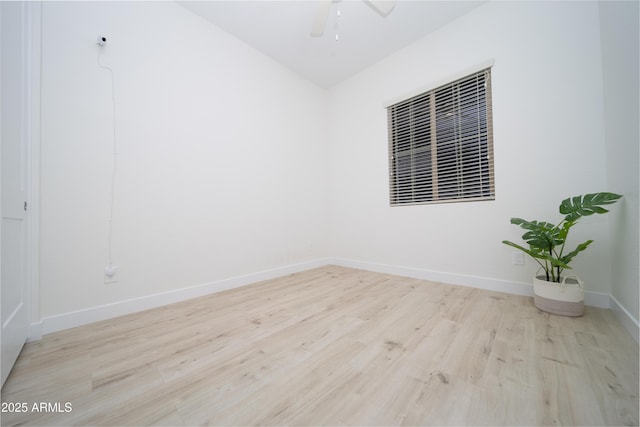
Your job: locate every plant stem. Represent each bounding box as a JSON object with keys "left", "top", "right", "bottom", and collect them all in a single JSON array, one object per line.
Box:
[
  {"left": 556, "top": 220, "right": 567, "bottom": 282},
  {"left": 545, "top": 259, "right": 550, "bottom": 281}
]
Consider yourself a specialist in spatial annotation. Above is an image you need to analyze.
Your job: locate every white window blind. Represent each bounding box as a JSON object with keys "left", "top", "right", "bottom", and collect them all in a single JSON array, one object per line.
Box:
[{"left": 387, "top": 68, "right": 494, "bottom": 206}]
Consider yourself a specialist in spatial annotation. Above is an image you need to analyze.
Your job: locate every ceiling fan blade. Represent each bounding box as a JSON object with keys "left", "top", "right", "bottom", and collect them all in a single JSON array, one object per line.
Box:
[
  {"left": 364, "top": 0, "right": 395, "bottom": 17},
  {"left": 311, "top": 1, "right": 331, "bottom": 37}
]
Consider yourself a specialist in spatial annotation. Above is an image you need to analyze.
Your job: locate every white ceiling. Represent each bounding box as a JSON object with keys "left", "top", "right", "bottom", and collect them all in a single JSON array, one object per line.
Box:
[{"left": 179, "top": 1, "right": 485, "bottom": 88}]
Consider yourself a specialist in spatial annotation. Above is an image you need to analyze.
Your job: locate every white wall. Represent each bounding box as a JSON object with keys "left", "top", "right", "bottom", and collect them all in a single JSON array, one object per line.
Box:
[
  {"left": 36, "top": 1, "right": 636, "bottom": 334},
  {"left": 599, "top": 1, "right": 640, "bottom": 325},
  {"left": 39, "top": 1, "right": 328, "bottom": 319},
  {"left": 326, "top": 2, "right": 614, "bottom": 293}
]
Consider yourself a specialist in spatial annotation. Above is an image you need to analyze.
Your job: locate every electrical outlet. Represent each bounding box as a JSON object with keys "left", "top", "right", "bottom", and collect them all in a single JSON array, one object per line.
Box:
[
  {"left": 512, "top": 252, "right": 524, "bottom": 265},
  {"left": 104, "top": 266, "right": 118, "bottom": 284}
]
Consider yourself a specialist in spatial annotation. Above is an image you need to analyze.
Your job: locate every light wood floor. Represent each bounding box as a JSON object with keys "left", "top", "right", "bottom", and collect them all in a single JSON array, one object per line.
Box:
[{"left": 1, "top": 266, "right": 638, "bottom": 426}]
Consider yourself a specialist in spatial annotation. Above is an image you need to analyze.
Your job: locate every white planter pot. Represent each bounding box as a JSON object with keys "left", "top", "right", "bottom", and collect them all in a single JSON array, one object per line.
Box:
[{"left": 533, "top": 274, "right": 584, "bottom": 317}]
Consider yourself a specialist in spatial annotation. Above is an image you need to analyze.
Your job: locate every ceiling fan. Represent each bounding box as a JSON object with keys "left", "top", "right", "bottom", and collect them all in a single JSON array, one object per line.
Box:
[{"left": 311, "top": 0, "right": 396, "bottom": 37}]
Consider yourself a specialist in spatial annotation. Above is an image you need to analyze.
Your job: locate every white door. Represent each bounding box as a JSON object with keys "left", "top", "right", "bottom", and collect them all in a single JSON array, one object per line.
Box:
[{"left": 1, "top": 1, "right": 30, "bottom": 387}]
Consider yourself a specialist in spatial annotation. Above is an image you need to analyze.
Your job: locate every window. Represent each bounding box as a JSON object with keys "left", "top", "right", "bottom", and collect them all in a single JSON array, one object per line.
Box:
[{"left": 387, "top": 68, "right": 494, "bottom": 206}]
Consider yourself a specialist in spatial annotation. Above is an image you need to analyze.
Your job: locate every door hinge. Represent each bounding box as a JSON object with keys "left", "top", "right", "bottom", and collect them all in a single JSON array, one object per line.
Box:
[{"left": 24, "top": 201, "right": 27, "bottom": 211}]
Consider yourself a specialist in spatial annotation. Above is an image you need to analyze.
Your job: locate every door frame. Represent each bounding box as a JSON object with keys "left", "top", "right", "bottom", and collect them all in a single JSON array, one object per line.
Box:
[{"left": 26, "top": 0, "right": 42, "bottom": 343}]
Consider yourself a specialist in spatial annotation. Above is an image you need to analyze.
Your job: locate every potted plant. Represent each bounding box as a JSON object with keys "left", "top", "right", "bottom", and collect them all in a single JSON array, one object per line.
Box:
[{"left": 502, "top": 192, "right": 622, "bottom": 317}]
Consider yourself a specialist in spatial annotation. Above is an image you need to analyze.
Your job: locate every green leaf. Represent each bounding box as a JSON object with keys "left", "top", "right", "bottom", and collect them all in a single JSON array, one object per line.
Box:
[
  {"left": 522, "top": 232, "right": 555, "bottom": 250},
  {"left": 556, "top": 220, "right": 574, "bottom": 241},
  {"left": 511, "top": 218, "right": 556, "bottom": 230},
  {"left": 542, "top": 254, "right": 572, "bottom": 270},
  {"left": 559, "top": 192, "right": 623, "bottom": 222},
  {"left": 502, "top": 240, "right": 548, "bottom": 260},
  {"left": 559, "top": 240, "right": 593, "bottom": 265},
  {"left": 510, "top": 218, "right": 563, "bottom": 251}
]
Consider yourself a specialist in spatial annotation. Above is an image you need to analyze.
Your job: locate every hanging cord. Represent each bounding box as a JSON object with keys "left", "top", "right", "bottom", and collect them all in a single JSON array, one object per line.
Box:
[{"left": 97, "top": 46, "right": 117, "bottom": 269}]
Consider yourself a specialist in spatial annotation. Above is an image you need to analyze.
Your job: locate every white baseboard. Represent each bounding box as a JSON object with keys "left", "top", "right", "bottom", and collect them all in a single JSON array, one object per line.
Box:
[
  {"left": 36, "top": 258, "right": 331, "bottom": 337},
  {"left": 30, "top": 257, "right": 630, "bottom": 340},
  {"left": 328, "top": 257, "right": 612, "bottom": 309},
  {"left": 610, "top": 295, "right": 640, "bottom": 343}
]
